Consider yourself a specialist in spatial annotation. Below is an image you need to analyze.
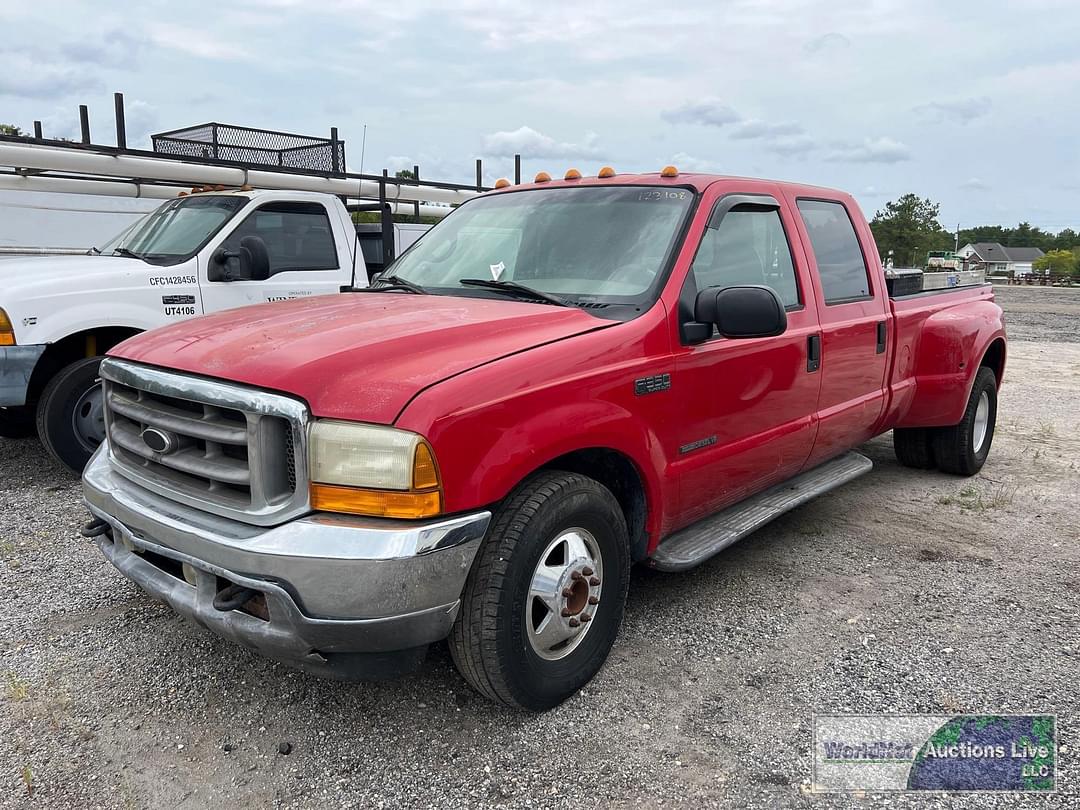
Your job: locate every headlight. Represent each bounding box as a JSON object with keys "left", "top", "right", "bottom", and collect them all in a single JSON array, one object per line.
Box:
[
  {"left": 0, "top": 308, "right": 15, "bottom": 346},
  {"left": 308, "top": 420, "right": 442, "bottom": 519}
]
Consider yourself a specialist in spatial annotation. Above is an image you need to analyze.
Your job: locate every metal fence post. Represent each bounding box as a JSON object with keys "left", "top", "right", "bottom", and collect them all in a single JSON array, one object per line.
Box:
[
  {"left": 33, "top": 121, "right": 43, "bottom": 139},
  {"left": 330, "top": 127, "right": 339, "bottom": 174}
]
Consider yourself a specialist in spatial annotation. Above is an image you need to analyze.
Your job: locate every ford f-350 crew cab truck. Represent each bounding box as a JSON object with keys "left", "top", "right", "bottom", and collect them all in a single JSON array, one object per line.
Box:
[
  {"left": 0, "top": 188, "right": 428, "bottom": 472},
  {"left": 82, "top": 168, "right": 1006, "bottom": 710}
]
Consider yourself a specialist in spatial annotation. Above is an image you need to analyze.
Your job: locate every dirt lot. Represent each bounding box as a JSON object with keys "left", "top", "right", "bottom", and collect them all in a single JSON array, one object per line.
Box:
[{"left": 1, "top": 286, "right": 1078, "bottom": 809}]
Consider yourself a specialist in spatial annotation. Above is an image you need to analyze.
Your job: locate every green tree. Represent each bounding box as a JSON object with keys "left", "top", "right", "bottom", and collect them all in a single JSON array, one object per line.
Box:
[
  {"left": 394, "top": 169, "right": 417, "bottom": 181},
  {"left": 0, "top": 124, "right": 24, "bottom": 136},
  {"left": 1034, "top": 249, "right": 1079, "bottom": 276},
  {"left": 869, "top": 194, "right": 953, "bottom": 266}
]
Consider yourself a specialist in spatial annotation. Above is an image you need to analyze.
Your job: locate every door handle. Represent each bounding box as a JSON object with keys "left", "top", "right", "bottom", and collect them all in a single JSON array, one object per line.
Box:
[
  {"left": 876, "top": 321, "right": 887, "bottom": 354},
  {"left": 807, "top": 334, "right": 821, "bottom": 372}
]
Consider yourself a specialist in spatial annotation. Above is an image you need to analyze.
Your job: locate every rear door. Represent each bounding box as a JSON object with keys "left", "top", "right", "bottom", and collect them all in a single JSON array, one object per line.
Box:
[
  {"left": 200, "top": 200, "right": 346, "bottom": 311},
  {"left": 790, "top": 197, "right": 889, "bottom": 466},
  {"left": 673, "top": 190, "right": 822, "bottom": 525}
]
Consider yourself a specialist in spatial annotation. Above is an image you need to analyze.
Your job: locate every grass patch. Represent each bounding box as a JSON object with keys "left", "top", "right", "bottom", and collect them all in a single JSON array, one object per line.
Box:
[{"left": 5, "top": 671, "right": 30, "bottom": 701}]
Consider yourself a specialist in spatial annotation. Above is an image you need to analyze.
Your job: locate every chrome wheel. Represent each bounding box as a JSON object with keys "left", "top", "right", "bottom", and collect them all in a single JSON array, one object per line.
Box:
[
  {"left": 972, "top": 390, "right": 990, "bottom": 454},
  {"left": 71, "top": 382, "right": 105, "bottom": 452},
  {"left": 526, "top": 528, "right": 603, "bottom": 661}
]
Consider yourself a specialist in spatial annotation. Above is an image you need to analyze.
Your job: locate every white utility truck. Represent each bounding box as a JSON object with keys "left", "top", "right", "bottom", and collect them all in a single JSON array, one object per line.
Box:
[{"left": 0, "top": 187, "right": 428, "bottom": 470}]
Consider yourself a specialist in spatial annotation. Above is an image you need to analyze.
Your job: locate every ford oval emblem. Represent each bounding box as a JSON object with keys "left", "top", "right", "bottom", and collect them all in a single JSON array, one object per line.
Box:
[{"left": 141, "top": 427, "right": 179, "bottom": 455}]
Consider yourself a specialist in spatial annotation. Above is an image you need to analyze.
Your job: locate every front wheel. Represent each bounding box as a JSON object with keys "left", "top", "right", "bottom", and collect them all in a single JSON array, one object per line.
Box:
[
  {"left": 449, "top": 471, "right": 630, "bottom": 711},
  {"left": 932, "top": 367, "right": 998, "bottom": 476},
  {"left": 36, "top": 357, "right": 106, "bottom": 474}
]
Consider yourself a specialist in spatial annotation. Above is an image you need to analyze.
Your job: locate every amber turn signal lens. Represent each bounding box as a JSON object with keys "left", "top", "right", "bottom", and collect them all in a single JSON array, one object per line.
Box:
[
  {"left": 660, "top": 165, "right": 679, "bottom": 177},
  {"left": 564, "top": 168, "right": 582, "bottom": 180},
  {"left": 597, "top": 166, "right": 616, "bottom": 178},
  {"left": 310, "top": 484, "right": 442, "bottom": 519},
  {"left": 494, "top": 178, "right": 511, "bottom": 189},
  {"left": 534, "top": 171, "right": 551, "bottom": 183},
  {"left": 0, "top": 309, "right": 15, "bottom": 346},
  {"left": 413, "top": 442, "right": 440, "bottom": 490}
]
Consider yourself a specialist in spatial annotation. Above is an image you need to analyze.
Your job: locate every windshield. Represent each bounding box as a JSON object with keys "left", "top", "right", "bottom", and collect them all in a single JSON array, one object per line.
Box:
[
  {"left": 386, "top": 186, "right": 694, "bottom": 303},
  {"left": 97, "top": 196, "right": 247, "bottom": 264}
]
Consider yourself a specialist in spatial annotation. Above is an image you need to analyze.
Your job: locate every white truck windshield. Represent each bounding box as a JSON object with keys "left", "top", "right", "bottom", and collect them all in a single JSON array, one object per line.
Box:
[
  {"left": 99, "top": 196, "right": 247, "bottom": 264},
  {"left": 387, "top": 186, "right": 694, "bottom": 302}
]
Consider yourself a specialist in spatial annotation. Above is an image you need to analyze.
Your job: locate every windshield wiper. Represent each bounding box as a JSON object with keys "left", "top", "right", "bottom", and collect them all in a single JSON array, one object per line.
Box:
[
  {"left": 458, "top": 278, "right": 570, "bottom": 307},
  {"left": 112, "top": 247, "right": 143, "bottom": 259},
  {"left": 369, "top": 274, "right": 429, "bottom": 294}
]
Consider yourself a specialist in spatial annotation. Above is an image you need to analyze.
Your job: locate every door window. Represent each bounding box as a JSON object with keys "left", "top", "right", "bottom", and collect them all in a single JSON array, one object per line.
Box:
[
  {"left": 795, "top": 200, "right": 872, "bottom": 303},
  {"left": 690, "top": 207, "right": 801, "bottom": 308},
  {"left": 223, "top": 202, "right": 338, "bottom": 275}
]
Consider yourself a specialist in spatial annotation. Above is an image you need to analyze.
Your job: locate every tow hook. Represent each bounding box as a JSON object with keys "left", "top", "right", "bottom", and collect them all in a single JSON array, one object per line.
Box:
[
  {"left": 213, "top": 583, "right": 260, "bottom": 612},
  {"left": 80, "top": 518, "right": 111, "bottom": 539}
]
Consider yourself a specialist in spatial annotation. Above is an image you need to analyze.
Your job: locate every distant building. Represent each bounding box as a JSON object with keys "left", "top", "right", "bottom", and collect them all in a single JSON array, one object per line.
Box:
[{"left": 958, "top": 242, "right": 1045, "bottom": 275}]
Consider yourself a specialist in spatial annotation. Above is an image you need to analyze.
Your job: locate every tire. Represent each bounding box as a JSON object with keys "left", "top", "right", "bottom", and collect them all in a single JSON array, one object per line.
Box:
[
  {"left": 932, "top": 367, "right": 998, "bottom": 476},
  {"left": 449, "top": 471, "right": 631, "bottom": 711},
  {"left": 893, "top": 427, "right": 936, "bottom": 469},
  {"left": 36, "top": 357, "right": 106, "bottom": 474},
  {"left": 0, "top": 406, "right": 36, "bottom": 439}
]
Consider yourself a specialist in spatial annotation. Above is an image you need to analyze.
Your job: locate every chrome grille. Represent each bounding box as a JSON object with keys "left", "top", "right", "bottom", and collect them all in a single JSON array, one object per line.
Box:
[{"left": 100, "top": 358, "right": 310, "bottom": 526}]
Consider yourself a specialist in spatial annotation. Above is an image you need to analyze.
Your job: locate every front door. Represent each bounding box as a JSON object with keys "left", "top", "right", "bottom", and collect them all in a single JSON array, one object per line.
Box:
[
  {"left": 790, "top": 197, "right": 889, "bottom": 466},
  {"left": 200, "top": 200, "right": 344, "bottom": 312},
  {"left": 673, "top": 192, "right": 822, "bottom": 526}
]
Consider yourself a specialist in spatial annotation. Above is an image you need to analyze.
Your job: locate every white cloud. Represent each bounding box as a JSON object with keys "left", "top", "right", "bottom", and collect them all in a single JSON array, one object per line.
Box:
[
  {"left": 826, "top": 137, "right": 911, "bottom": 164},
  {"left": 661, "top": 99, "right": 740, "bottom": 127},
  {"left": 960, "top": 178, "right": 990, "bottom": 191},
  {"left": 146, "top": 23, "right": 252, "bottom": 60},
  {"left": 482, "top": 126, "right": 602, "bottom": 160},
  {"left": 804, "top": 32, "right": 851, "bottom": 53},
  {"left": 914, "top": 97, "right": 991, "bottom": 124},
  {"left": 729, "top": 120, "right": 804, "bottom": 140},
  {"left": 0, "top": 51, "right": 101, "bottom": 99}
]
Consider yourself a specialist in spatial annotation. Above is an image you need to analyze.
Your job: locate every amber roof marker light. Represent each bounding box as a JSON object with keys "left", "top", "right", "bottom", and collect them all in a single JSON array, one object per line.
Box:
[
  {"left": 564, "top": 168, "right": 582, "bottom": 180},
  {"left": 597, "top": 166, "right": 616, "bottom": 178},
  {"left": 660, "top": 165, "right": 679, "bottom": 178},
  {"left": 494, "top": 178, "right": 511, "bottom": 189},
  {"left": 534, "top": 171, "right": 552, "bottom": 183}
]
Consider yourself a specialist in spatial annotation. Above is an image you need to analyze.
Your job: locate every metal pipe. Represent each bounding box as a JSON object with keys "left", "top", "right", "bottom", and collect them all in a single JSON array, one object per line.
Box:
[
  {"left": 514, "top": 154, "right": 521, "bottom": 184},
  {"left": 0, "top": 142, "right": 479, "bottom": 206},
  {"left": 33, "top": 121, "right": 43, "bottom": 139},
  {"left": 475, "top": 159, "right": 482, "bottom": 191},
  {"left": 0, "top": 172, "right": 456, "bottom": 217}
]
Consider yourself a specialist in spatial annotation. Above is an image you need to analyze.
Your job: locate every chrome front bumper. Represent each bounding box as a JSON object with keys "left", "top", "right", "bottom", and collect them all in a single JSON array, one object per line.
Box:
[{"left": 83, "top": 447, "right": 491, "bottom": 679}]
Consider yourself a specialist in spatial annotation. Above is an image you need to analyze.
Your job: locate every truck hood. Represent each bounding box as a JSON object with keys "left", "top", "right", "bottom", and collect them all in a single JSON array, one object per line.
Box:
[
  {"left": 111, "top": 293, "right": 612, "bottom": 424},
  {"left": 0, "top": 254, "right": 149, "bottom": 295}
]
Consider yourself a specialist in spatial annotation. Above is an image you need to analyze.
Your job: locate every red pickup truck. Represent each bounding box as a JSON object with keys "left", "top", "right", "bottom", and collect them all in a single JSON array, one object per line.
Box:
[{"left": 82, "top": 168, "right": 1006, "bottom": 710}]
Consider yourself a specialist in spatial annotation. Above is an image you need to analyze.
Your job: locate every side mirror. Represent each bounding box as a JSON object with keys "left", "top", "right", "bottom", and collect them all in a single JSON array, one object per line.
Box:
[
  {"left": 209, "top": 236, "right": 271, "bottom": 282},
  {"left": 691, "top": 285, "right": 787, "bottom": 340}
]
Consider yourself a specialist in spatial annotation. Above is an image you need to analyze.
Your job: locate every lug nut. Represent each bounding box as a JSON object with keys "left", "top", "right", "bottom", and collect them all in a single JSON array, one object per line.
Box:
[
  {"left": 571, "top": 571, "right": 583, "bottom": 581},
  {"left": 561, "top": 608, "right": 573, "bottom": 617},
  {"left": 569, "top": 618, "right": 581, "bottom": 628},
  {"left": 580, "top": 614, "right": 591, "bottom": 623},
  {"left": 582, "top": 567, "right": 594, "bottom": 576},
  {"left": 562, "top": 588, "right": 574, "bottom": 597},
  {"left": 589, "top": 576, "right": 601, "bottom": 586},
  {"left": 588, "top": 596, "right": 599, "bottom": 605}
]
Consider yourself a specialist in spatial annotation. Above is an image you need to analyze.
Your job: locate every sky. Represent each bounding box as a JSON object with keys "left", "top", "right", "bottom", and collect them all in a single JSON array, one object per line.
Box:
[{"left": 1, "top": 0, "right": 1077, "bottom": 232}]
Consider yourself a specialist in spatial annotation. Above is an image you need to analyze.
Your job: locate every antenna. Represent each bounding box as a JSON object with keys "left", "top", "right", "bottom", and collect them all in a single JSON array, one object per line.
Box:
[{"left": 359, "top": 124, "right": 368, "bottom": 175}]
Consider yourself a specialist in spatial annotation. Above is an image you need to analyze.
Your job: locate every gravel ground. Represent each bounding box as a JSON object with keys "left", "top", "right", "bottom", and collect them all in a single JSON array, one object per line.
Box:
[{"left": 1, "top": 286, "right": 1078, "bottom": 809}]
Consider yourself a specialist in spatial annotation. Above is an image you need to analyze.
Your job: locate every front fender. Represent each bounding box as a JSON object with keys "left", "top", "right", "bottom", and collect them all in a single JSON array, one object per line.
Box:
[{"left": 899, "top": 299, "right": 1005, "bottom": 427}]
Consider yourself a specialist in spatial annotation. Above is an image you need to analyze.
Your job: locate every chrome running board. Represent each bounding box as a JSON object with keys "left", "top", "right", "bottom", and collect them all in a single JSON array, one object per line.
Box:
[{"left": 648, "top": 451, "right": 873, "bottom": 572}]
